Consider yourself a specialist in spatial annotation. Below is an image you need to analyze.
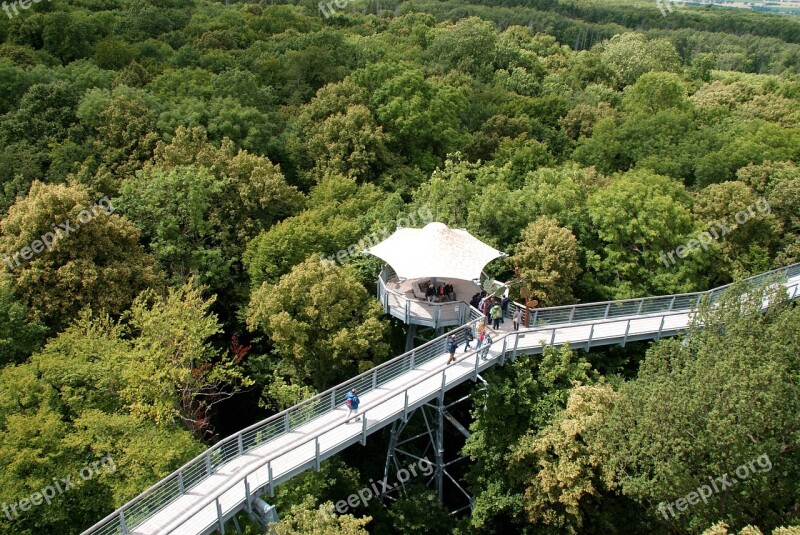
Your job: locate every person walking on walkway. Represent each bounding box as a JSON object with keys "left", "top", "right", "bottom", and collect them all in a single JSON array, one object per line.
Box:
[
  {"left": 490, "top": 301, "right": 503, "bottom": 330},
  {"left": 463, "top": 324, "right": 475, "bottom": 352},
  {"left": 345, "top": 388, "right": 360, "bottom": 422},
  {"left": 512, "top": 307, "right": 522, "bottom": 331},
  {"left": 446, "top": 334, "right": 458, "bottom": 365},
  {"left": 480, "top": 334, "right": 493, "bottom": 360}
]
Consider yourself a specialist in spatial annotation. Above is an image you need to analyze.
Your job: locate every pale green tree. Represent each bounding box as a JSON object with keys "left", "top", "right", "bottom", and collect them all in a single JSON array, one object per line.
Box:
[
  {"left": 622, "top": 71, "right": 689, "bottom": 115},
  {"left": 270, "top": 496, "right": 371, "bottom": 535},
  {"left": 507, "top": 384, "right": 618, "bottom": 534},
  {"left": 598, "top": 33, "right": 681, "bottom": 88},
  {"left": 0, "top": 181, "right": 160, "bottom": 329},
  {"left": 508, "top": 216, "right": 581, "bottom": 306}
]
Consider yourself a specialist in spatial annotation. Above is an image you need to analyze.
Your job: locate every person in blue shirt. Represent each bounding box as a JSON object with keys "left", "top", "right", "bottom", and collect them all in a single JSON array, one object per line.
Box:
[{"left": 345, "top": 388, "right": 360, "bottom": 422}]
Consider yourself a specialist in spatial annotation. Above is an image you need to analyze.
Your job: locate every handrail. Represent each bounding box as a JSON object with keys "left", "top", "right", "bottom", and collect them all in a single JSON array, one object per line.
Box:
[
  {"left": 511, "top": 261, "right": 800, "bottom": 327},
  {"left": 82, "top": 302, "right": 485, "bottom": 535},
  {"left": 81, "top": 261, "right": 800, "bottom": 535},
  {"left": 158, "top": 270, "right": 800, "bottom": 534},
  {"left": 158, "top": 327, "right": 515, "bottom": 534}
]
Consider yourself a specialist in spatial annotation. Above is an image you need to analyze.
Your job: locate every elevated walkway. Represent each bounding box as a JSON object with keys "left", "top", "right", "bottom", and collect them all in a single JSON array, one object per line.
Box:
[{"left": 82, "top": 263, "right": 800, "bottom": 535}]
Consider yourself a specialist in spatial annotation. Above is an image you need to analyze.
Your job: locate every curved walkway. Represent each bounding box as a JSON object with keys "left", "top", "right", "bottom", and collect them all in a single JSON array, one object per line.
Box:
[{"left": 82, "top": 263, "right": 800, "bottom": 535}]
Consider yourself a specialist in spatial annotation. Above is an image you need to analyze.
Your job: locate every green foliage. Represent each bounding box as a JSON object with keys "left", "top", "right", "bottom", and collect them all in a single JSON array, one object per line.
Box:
[
  {"left": 246, "top": 256, "right": 390, "bottom": 391},
  {"left": 463, "top": 344, "right": 597, "bottom": 530},
  {"left": 509, "top": 216, "right": 581, "bottom": 306},
  {"left": 0, "top": 281, "right": 47, "bottom": 366},
  {"left": 270, "top": 495, "right": 371, "bottom": 535},
  {"left": 0, "top": 182, "right": 160, "bottom": 329},
  {"left": 585, "top": 169, "right": 702, "bottom": 298},
  {"left": 0, "top": 1, "right": 799, "bottom": 533},
  {"left": 599, "top": 283, "right": 800, "bottom": 532}
]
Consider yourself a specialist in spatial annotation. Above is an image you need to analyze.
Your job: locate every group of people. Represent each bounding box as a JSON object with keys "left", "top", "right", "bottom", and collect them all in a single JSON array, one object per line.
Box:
[
  {"left": 445, "top": 320, "right": 495, "bottom": 365},
  {"left": 470, "top": 291, "right": 524, "bottom": 331},
  {"left": 426, "top": 282, "right": 456, "bottom": 302}
]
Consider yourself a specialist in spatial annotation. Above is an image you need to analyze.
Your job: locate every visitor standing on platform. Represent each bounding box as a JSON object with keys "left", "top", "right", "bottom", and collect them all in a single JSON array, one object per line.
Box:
[
  {"left": 490, "top": 301, "right": 502, "bottom": 329},
  {"left": 513, "top": 307, "right": 522, "bottom": 331},
  {"left": 500, "top": 296, "right": 510, "bottom": 324}
]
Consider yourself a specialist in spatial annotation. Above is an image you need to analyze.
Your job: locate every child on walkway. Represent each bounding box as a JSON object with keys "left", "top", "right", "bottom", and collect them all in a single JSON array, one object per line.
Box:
[{"left": 345, "top": 388, "right": 360, "bottom": 422}]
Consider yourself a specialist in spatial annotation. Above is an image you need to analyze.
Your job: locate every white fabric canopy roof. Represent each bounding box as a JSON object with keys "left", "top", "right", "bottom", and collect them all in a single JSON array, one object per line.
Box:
[{"left": 366, "top": 222, "right": 505, "bottom": 281}]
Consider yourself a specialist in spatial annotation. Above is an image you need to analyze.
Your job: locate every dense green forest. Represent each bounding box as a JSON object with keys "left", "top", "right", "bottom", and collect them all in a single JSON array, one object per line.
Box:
[{"left": 0, "top": 0, "right": 799, "bottom": 533}]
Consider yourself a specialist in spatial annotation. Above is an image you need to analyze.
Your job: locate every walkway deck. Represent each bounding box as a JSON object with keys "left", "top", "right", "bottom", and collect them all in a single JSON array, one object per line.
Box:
[{"left": 82, "top": 263, "right": 800, "bottom": 535}]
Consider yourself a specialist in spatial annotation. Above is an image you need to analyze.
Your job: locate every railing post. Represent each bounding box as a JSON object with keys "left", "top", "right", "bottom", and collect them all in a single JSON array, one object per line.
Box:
[
  {"left": 567, "top": 307, "right": 575, "bottom": 323},
  {"left": 315, "top": 437, "right": 321, "bottom": 471},
  {"left": 622, "top": 319, "right": 631, "bottom": 347},
  {"left": 410, "top": 350, "right": 415, "bottom": 370},
  {"left": 267, "top": 462, "right": 274, "bottom": 497},
  {"left": 405, "top": 300, "right": 410, "bottom": 323},
  {"left": 403, "top": 390, "right": 409, "bottom": 422},
  {"left": 668, "top": 296, "right": 676, "bottom": 311},
  {"left": 473, "top": 350, "right": 480, "bottom": 380},
  {"left": 656, "top": 316, "right": 666, "bottom": 341},
  {"left": 284, "top": 413, "right": 290, "bottom": 433},
  {"left": 178, "top": 470, "right": 185, "bottom": 494},
  {"left": 586, "top": 324, "right": 595, "bottom": 351},
  {"left": 361, "top": 414, "right": 368, "bottom": 445},
  {"left": 549, "top": 328, "right": 557, "bottom": 345},
  {"left": 216, "top": 497, "right": 225, "bottom": 534},
  {"left": 512, "top": 333, "right": 521, "bottom": 362},
  {"left": 205, "top": 451, "right": 212, "bottom": 476},
  {"left": 372, "top": 370, "right": 377, "bottom": 390},
  {"left": 331, "top": 389, "right": 336, "bottom": 410},
  {"left": 531, "top": 309, "right": 538, "bottom": 328},
  {"left": 604, "top": 303, "right": 610, "bottom": 319},
  {"left": 237, "top": 434, "right": 243, "bottom": 456},
  {"left": 119, "top": 510, "right": 128, "bottom": 535},
  {"left": 695, "top": 294, "right": 702, "bottom": 309},
  {"left": 244, "top": 476, "right": 252, "bottom": 513},
  {"left": 636, "top": 300, "right": 644, "bottom": 315}
]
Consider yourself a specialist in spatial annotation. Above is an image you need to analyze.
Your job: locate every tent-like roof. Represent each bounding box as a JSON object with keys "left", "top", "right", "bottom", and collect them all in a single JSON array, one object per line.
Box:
[{"left": 366, "top": 222, "right": 505, "bottom": 281}]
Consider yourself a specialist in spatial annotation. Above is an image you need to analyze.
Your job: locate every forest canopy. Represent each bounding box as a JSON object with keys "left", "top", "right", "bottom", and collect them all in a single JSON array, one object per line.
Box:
[{"left": 0, "top": 0, "right": 798, "bottom": 533}]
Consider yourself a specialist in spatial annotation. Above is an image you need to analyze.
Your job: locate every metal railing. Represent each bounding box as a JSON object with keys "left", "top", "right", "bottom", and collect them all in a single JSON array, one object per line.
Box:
[
  {"left": 114, "top": 265, "right": 800, "bottom": 535},
  {"left": 82, "top": 261, "right": 800, "bottom": 535},
  {"left": 508, "top": 262, "right": 800, "bottom": 328},
  {"left": 82, "top": 304, "right": 485, "bottom": 535},
  {"left": 377, "top": 266, "right": 470, "bottom": 328}
]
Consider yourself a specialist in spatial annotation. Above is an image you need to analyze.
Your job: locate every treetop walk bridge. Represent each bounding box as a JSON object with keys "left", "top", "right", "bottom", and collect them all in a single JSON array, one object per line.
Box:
[{"left": 82, "top": 262, "right": 800, "bottom": 535}]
